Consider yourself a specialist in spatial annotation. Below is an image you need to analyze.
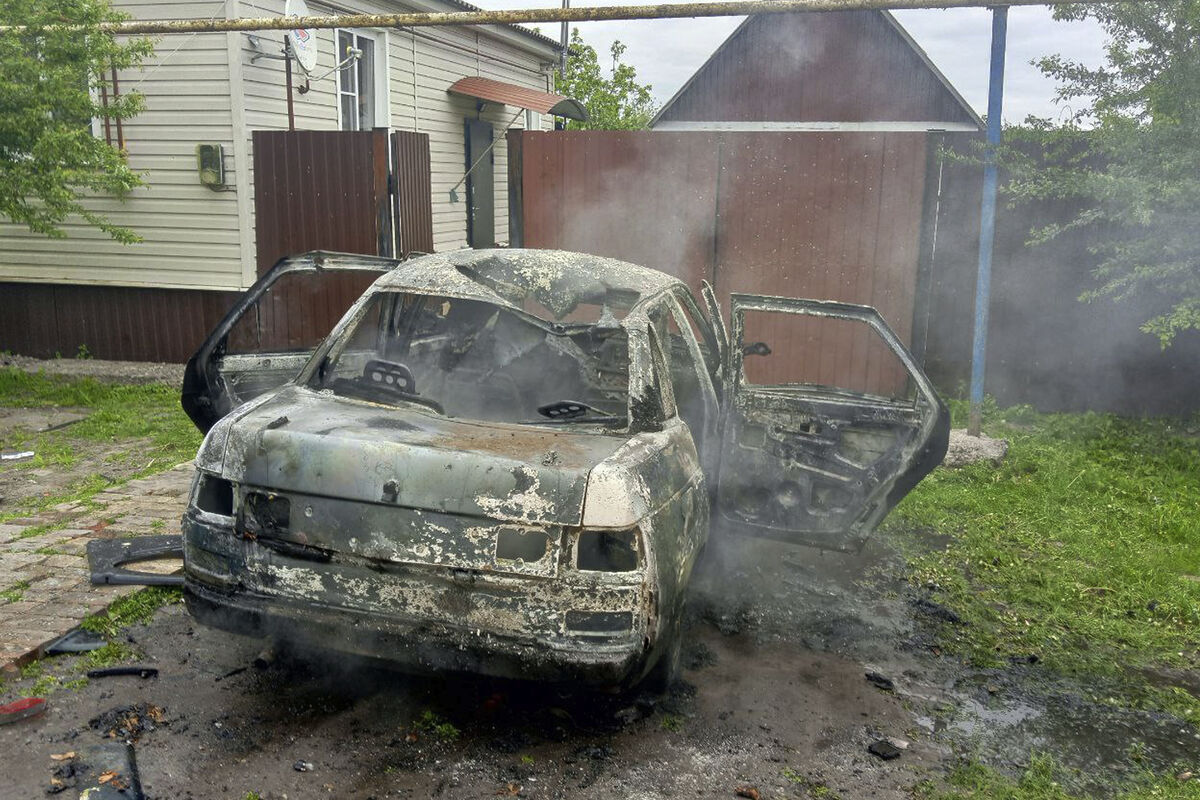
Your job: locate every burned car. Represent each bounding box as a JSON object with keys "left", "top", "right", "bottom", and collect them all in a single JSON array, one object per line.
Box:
[{"left": 180, "top": 249, "right": 948, "bottom": 687}]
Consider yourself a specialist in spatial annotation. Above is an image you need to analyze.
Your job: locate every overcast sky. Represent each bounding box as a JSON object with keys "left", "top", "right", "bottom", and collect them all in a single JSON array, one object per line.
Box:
[{"left": 472, "top": 1, "right": 1110, "bottom": 124}]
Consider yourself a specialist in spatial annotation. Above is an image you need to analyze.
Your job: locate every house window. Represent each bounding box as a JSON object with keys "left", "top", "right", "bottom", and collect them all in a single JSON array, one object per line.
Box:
[{"left": 336, "top": 30, "right": 382, "bottom": 131}]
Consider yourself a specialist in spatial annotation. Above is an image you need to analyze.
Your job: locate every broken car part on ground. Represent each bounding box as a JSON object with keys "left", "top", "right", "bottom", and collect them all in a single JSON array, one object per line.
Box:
[{"left": 178, "top": 249, "right": 948, "bottom": 688}]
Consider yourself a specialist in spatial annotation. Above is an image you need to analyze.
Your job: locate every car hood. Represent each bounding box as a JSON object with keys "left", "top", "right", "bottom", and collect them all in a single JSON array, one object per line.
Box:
[{"left": 213, "top": 387, "right": 629, "bottom": 526}]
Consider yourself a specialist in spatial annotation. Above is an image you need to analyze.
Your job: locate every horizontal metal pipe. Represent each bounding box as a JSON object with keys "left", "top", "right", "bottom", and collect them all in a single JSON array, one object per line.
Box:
[{"left": 1, "top": 0, "right": 1109, "bottom": 36}]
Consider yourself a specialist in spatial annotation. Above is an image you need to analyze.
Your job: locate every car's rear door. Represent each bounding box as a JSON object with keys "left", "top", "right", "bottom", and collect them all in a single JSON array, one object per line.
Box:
[
  {"left": 181, "top": 252, "right": 392, "bottom": 433},
  {"left": 716, "top": 293, "right": 948, "bottom": 551}
]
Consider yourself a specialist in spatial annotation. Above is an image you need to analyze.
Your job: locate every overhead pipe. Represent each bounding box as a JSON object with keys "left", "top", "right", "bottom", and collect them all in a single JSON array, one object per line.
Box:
[{"left": 1, "top": 0, "right": 1102, "bottom": 35}]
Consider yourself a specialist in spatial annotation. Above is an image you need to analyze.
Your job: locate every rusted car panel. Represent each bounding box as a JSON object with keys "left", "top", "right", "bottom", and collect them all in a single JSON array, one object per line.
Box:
[{"left": 180, "top": 249, "right": 946, "bottom": 686}]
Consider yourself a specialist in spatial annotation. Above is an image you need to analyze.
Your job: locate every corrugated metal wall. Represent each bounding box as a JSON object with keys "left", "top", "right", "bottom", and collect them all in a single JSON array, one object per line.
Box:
[
  {"left": 0, "top": 283, "right": 239, "bottom": 362},
  {"left": 512, "top": 130, "right": 930, "bottom": 393},
  {"left": 252, "top": 129, "right": 391, "bottom": 274}
]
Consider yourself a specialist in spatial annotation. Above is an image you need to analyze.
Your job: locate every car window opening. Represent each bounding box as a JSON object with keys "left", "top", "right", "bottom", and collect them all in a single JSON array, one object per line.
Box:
[{"left": 310, "top": 291, "right": 631, "bottom": 425}]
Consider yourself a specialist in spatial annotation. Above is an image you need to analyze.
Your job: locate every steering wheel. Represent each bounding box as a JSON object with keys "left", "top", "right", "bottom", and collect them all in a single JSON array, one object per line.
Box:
[{"left": 360, "top": 359, "right": 445, "bottom": 414}]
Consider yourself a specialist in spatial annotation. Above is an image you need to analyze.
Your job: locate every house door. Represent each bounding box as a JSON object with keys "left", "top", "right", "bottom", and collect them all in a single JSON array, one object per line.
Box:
[{"left": 464, "top": 119, "right": 495, "bottom": 248}]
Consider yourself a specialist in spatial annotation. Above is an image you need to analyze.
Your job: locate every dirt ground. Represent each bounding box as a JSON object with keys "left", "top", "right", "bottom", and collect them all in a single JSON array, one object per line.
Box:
[
  {"left": 1, "top": 354, "right": 185, "bottom": 387},
  {"left": 4, "top": 531, "right": 1195, "bottom": 799}
]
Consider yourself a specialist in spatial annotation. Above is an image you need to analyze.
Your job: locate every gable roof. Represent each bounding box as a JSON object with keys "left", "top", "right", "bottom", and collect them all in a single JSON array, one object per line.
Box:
[{"left": 650, "top": 10, "right": 982, "bottom": 131}]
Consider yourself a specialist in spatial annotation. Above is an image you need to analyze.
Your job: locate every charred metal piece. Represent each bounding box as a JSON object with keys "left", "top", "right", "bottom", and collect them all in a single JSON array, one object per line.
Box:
[
  {"left": 87, "top": 535, "right": 184, "bottom": 587},
  {"left": 44, "top": 626, "right": 108, "bottom": 655},
  {"left": 86, "top": 666, "right": 159, "bottom": 679}
]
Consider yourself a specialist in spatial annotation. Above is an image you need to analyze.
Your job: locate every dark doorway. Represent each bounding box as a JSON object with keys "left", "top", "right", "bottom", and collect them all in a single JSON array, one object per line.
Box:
[{"left": 464, "top": 118, "right": 495, "bottom": 248}]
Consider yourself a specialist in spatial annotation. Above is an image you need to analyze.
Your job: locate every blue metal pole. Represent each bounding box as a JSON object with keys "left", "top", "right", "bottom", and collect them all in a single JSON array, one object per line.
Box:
[{"left": 968, "top": 5, "right": 1007, "bottom": 436}]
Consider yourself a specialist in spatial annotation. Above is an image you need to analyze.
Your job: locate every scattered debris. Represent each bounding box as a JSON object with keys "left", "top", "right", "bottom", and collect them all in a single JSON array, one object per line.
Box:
[
  {"left": 0, "top": 696, "right": 46, "bottom": 725},
  {"left": 87, "top": 535, "right": 184, "bottom": 587},
  {"left": 868, "top": 740, "right": 902, "bottom": 760},
  {"left": 215, "top": 666, "right": 248, "bottom": 682},
  {"left": 253, "top": 645, "right": 277, "bottom": 670},
  {"left": 942, "top": 429, "right": 1009, "bottom": 467},
  {"left": 86, "top": 666, "right": 159, "bottom": 679},
  {"left": 912, "top": 597, "right": 965, "bottom": 625},
  {"left": 89, "top": 703, "right": 166, "bottom": 741},
  {"left": 865, "top": 671, "right": 895, "bottom": 691},
  {"left": 45, "top": 626, "right": 108, "bottom": 655},
  {"left": 294, "top": 760, "right": 316, "bottom": 772},
  {"left": 735, "top": 785, "right": 761, "bottom": 799},
  {"left": 0, "top": 450, "right": 35, "bottom": 462},
  {"left": 74, "top": 741, "right": 144, "bottom": 799}
]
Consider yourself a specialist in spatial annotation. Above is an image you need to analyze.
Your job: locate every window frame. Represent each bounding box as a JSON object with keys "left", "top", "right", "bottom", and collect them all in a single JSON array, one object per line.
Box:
[{"left": 334, "top": 29, "right": 390, "bottom": 131}]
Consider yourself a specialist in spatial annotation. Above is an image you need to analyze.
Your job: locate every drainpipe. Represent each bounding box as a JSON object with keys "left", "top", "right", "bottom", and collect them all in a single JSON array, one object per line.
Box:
[
  {"left": 968, "top": 5, "right": 1007, "bottom": 437},
  {"left": 560, "top": 0, "right": 569, "bottom": 78}
]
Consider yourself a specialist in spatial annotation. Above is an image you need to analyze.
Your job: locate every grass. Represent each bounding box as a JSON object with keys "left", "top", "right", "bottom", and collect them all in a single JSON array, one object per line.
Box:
[
  {"left": 413, "top": 709, "right": 461, "bottom": 742},
  {"left": 1, "top": 580, "right": 30, "bottom": 603},
  {"left": 887, "top": 399, "right": 1200, "bottom": 716},
  {"left": 80, "top": 587, "right": 183, "bottom": 640},
  {"left": 0, "top": 367, "right": 200, "bottom": 520},
  {"left": 917, "top": 755, "right": 1200, "bottom": 800}
]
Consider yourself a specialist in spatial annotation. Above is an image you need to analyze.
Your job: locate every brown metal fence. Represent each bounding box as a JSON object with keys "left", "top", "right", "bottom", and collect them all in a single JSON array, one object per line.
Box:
[{"left": 511, "top": 130, "right": 930, "bottom": 393}]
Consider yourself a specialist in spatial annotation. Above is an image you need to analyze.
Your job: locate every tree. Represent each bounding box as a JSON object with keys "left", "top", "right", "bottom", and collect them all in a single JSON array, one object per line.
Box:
[
  {"left": 555, "top": 28, "right": 657, "bottom": 130},
  {"left": 1003, "top": 1, "right": 1200, "bottom": 347},
  {"left": 0, "top": 0, "right": 153, "bottom": 242}
]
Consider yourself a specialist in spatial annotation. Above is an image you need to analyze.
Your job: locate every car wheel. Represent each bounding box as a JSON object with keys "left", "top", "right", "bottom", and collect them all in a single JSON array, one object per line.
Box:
[{"left": 640, "top": 621, "right": 682, "bottom": 695}]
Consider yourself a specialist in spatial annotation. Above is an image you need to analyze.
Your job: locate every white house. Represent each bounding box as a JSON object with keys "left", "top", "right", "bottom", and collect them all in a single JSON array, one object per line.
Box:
[{"left": 0, "top": 0, "right": 566, "bottom": 359}]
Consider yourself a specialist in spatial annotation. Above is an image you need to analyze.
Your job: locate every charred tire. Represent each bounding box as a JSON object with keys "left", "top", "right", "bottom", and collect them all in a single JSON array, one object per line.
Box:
[{"left": 639, "top": 622, "right": 682, "bottom": 695}]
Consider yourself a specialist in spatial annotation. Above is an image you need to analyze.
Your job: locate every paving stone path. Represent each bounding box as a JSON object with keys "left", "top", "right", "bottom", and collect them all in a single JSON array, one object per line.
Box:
[{"left": 0, "top": 462, "right": 193, "bottom": 668}]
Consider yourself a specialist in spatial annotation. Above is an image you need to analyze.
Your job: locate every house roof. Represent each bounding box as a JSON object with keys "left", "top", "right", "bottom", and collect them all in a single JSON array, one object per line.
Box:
[
  {"left": 649, "top": 10, "right": 982, "bottom": 131},
  {"left": 424, "top": 0, "right": 562, "bottom": 53}
]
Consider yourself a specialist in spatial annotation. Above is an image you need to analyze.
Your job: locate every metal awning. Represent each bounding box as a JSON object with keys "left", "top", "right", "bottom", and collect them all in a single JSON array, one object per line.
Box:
[{"left": 447, "top": 76, "right": 588, "bottom": 122}]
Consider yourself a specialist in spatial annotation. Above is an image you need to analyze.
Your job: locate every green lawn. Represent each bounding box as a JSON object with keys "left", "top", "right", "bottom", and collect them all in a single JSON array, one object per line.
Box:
[
  {"left": 888, "top": 400, "right": 1200, "bottom": 718},
  {"left": 0, "top": 367, "right": 201, "bottom": 520}
]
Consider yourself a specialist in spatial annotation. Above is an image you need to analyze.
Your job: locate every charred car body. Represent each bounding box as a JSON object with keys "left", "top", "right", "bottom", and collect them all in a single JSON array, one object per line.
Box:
[{"left": 180, "top": 249, "right": 948, "bottom": 686}]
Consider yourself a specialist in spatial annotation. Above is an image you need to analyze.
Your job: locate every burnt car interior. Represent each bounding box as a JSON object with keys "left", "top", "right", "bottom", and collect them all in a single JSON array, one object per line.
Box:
[{"left": 310, "top": 291, "right": 633, "bottom": 426}]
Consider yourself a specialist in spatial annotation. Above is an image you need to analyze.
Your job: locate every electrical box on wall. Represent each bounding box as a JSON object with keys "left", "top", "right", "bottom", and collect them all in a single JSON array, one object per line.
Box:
[{"left": 195, "top": 144, "right": 225, "bottom": 189}]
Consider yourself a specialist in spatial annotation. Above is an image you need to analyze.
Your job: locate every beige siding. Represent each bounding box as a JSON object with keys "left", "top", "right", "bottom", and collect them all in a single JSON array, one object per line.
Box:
[
  {"left": 0, "top": 0, "right": 556, "bottom": 292},
  {"left": 0, "top": 0, "right": 241, "bottom": 291}
]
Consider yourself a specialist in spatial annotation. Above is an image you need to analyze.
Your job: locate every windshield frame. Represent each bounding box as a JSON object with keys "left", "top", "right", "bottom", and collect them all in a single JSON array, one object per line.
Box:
[{"left": 293, "top": 285, "right": 673, "bottom": 434}]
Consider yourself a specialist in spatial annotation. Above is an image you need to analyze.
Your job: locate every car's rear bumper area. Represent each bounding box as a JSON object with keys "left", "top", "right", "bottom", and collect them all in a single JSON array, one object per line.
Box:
[
  {"left": 184, "top": 582, "right": 643, "bottom": 683},
  {"left": 182, "top": 514, "right": 649, "bottom": 685}
]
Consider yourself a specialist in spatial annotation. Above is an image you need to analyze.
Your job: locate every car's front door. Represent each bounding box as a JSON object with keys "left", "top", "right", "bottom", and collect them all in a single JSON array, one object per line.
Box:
[
  {"left": 181, "top": 252, "right": 392, "bottom": 433},
  {"left": 716, "top": 294, "right": 949, "bottom": 551}
]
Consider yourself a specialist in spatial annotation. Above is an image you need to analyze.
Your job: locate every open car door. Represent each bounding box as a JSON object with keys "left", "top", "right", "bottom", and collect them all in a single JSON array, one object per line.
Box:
[
  {"left": 181, "top": 252, "right": 393, "bottom": 433},
  {"left": 716, "top": 294, "right": 949, "bottom": 551}
]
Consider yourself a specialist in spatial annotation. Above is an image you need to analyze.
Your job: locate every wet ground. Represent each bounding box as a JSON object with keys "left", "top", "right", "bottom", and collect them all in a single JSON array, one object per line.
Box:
[{"left": 3, "top": 531, "right": 1196, "bottom": 799}]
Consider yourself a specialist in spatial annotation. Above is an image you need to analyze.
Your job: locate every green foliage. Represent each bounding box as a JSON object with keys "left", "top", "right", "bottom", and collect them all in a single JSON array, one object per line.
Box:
[
  {"left": 555, "top": 29, "right": 657, "bottom": 130},
  {"left": 889, "top": 407, "right": 1200, "bottom": 717},
  {"left": 413, "top": 710, "right": 460, "bottom": 742},
  {"left": 0, "top": 0, "right": 153, "bottom": 241},
  {"left": 1005, "top": 1, "right": 1200, "bottom": 346}
]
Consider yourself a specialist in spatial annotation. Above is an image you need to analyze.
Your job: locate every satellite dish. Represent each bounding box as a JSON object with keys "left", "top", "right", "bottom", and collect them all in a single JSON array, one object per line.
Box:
[{"left": 284, "top": 0, "right": 318, "bottom": 74}]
